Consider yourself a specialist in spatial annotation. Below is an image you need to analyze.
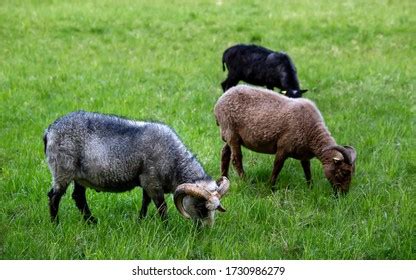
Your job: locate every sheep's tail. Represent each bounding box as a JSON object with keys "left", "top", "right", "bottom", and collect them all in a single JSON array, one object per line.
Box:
[{"left": 43, "top": 132, "right": 48, "bottom": 154}]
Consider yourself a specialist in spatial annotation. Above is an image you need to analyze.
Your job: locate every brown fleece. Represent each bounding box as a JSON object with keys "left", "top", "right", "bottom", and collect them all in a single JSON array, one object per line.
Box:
[{"left": 214, "top": 85, "right": 356, "bottom": 192}]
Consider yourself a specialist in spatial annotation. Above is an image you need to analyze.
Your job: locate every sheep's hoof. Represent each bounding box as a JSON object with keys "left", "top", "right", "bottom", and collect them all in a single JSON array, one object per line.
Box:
[
  {"left": 271, "top": 186, "right": 277, "bottom": 192},
  {"left": 50, "top": 217, "right": 59, "bottom": 224},
  {"left": 85, "top": 216, "right": 98, "bottom": 225}
]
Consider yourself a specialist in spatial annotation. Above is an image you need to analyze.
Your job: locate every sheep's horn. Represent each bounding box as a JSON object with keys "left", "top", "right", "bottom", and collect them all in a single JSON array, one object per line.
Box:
[
  {"left": 173, "top": 184, "right": 212, "bottom": 219},
  {"left": 323, "top": 145, "right": 355, "bottom": 165},
  {"left": 216, "top": 176, "right": 230, "bottom": 198},
  {"left": 342, "top": 145, "right": 356, "bottom": 164},
  {"left": 332, "top": 145, "right": 354, "bottom": 165},
  {"left": 173, "top": 188, "right": 191, "bottom": 219}
]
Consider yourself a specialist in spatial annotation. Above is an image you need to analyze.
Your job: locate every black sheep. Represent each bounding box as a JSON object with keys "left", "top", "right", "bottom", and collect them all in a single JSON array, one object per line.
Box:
[{"left": 221, "top": 44, "right": 308, "bottom": 98}]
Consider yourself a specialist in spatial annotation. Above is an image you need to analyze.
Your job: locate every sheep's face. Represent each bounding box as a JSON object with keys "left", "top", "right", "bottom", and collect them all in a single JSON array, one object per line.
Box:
[
  {"left": 174, "top": 177, "right": 230, "bottom": 227},
  {"left": 181, "top": 196, "right": 217, "bottom": 227},
  {"left": 324, "top": 161, "right": 355, "bottom": 194},
  {"left": 323, "top": 146, "right": 357, "bottom": 195}
]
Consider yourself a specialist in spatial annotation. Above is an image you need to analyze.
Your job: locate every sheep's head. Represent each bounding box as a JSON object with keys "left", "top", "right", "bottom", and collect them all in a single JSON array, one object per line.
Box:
[
  {"left": 173, "top": 177, "right": 230, "bottom": 227},
  {"left": 282, "top": 89, "right": 308, "bottom": 98},
  {"left": 322, "top": 145, "right": 357, "bottom": 195}
]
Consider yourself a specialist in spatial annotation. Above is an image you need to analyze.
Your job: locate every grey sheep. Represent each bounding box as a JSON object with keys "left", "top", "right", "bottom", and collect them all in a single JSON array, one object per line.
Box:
[
  {"left": 214, "top": 85, "right": 356, "bottom": 194},
  {"left": 44, "top": 111, "right": 229, "bottom": 226}
]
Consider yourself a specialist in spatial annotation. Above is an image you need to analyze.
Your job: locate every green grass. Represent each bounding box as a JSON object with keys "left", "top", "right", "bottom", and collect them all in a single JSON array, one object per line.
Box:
[{"left": 0, "top": 0, "right": 415, "bottom": 259}]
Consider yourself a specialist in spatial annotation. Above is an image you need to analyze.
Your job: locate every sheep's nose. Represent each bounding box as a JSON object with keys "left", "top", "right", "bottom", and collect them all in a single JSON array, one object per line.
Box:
[
  {"left": 333, "top": 186, "right": 348, "bottom": 196},
  {"left": 201, "top": 218, "right": 214, "bottom": 227}
]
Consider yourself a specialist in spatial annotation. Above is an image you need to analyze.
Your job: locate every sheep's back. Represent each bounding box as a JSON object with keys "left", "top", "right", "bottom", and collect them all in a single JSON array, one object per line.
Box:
[
  {"left": 44, "top": 111, "right": 189, "bottom": 191},
  {"left": 215, "top": 86, "right": 322, "bottom": 153}
]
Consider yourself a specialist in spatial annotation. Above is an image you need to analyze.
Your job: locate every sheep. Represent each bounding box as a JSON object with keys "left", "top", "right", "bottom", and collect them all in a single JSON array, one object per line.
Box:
[
  {"left": 44, "top": 111, "right": 229, "bottom": 226},
  {"left": 221, "top": 44, "right": 308, "bottom": 98},
  {"left": 214, "top": 85, "right": 356, "bottom": 194}
]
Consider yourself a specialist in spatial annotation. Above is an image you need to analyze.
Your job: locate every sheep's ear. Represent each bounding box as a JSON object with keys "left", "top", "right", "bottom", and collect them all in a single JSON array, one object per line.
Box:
[
  {"left": 300, "top": 89, "right": 308, "bottom": 94},
  {"left": 217, "top": 204, "right": 226, "bottom": 212}
]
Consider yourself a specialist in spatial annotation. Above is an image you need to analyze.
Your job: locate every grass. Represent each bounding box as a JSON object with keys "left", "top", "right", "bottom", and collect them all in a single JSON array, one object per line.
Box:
[{"left": 0, "top": 0, "right": 415, "bottom": 259}]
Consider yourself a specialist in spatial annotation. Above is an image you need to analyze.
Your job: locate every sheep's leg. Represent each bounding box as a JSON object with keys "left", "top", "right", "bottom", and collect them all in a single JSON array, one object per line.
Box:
[
  {"left": 301, "top": 160, "right": 312, "bottom": 187},
  {"left": 270, "top": 151, "right": 287, "bottom": 188},
  {"left": 221, "top": 75, "right": 239, "bottom": 92},
  {"left": 152, "top": 193, "right": 167, "bottom": 222},
  {"left": 142, "top": 184, "right": 168, "bottom": 221},
  {"left": 72, "top": 182, "right": 96, "bottom": 224},
  {"left": 221, "top": 144, "right": 231, "bottom": 177},
  {"left": 141, "top": 171, "right": 168, "bottom": 221},
  {"left": 47, "top": 183, "right": 68, "bottom": 223},
  {"left": 230, "top": 141, "right": 244, "bottom": 177},
  {"left": 139, "top": 189, "right": 151, "bottom": 219},
  {"left": 221, "top": 80, "right": 228, "bottom": 92}
]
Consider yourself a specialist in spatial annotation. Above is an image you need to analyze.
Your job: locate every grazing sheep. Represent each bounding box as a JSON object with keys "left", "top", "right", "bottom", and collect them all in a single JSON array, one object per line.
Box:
[
  {"left": 44, "top": 111, "right": 229, "bottom": 226},
  {"left": 221, "top": 44, "right": 308, "bottom": 98},
  {"left": 214, "top": 85, "right": 356, "bottom": 194}
]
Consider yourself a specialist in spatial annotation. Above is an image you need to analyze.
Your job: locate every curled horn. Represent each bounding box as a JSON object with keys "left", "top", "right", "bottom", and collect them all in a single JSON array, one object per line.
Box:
[
  {"left": 174, "top": 184, "right": 212, "bottom": 219},
  {"left": 323, "top": 145, "right": 354, "bottom": 165},
  {"left": 216, "top": 176, "right": 230, "bottom": 198}
]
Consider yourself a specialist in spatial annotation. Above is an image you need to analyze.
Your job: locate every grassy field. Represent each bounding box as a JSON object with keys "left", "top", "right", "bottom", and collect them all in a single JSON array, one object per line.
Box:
[{"left": 0, "top": 0, "right": 414, "bottom": 259}]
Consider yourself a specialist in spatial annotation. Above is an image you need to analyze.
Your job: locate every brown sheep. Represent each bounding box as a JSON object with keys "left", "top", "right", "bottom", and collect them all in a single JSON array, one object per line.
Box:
[{"left": 214, "top": 85, "right": 357, "bottom": 194}]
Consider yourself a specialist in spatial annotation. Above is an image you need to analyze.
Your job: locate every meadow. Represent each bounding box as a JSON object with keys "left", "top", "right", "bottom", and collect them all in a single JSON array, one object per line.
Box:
[{"left": 0, "top": 0, "right": 414, "bottom": 259}]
